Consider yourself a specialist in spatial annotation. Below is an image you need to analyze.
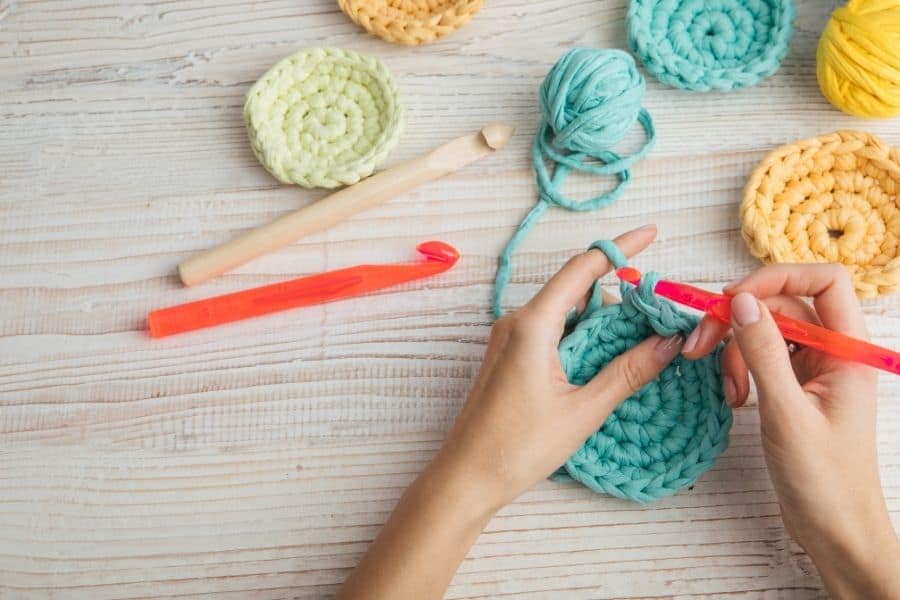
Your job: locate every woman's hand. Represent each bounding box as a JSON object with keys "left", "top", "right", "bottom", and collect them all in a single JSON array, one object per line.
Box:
[
  {"left": 433, "top": 224, "right": 683, "bottom": 511},
  {"left": 682, "top": 264, "right": 900, "bottom": 598},
  {"left": 339, "top": 225, "right": 684, "bottom": 600}
]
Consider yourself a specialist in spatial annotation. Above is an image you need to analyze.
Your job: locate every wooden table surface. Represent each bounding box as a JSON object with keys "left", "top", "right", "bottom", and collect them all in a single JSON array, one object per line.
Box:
[{"left": 2, "top": 1, "right": 898, "bottom": 597}]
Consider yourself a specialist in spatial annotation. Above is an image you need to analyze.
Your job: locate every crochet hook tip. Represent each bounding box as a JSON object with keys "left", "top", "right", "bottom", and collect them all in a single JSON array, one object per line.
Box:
[
  {"left": 416, "top": 241, "right": 460, "bottom": 265},
  {"left": 615, "top": 267, "right": 642, "bottom": 285}
]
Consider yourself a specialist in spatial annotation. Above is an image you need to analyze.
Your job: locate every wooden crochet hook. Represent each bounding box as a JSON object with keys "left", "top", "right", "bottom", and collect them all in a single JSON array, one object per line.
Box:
[{"left": 178, "top": 123, "right": 515, "bottom": 286}]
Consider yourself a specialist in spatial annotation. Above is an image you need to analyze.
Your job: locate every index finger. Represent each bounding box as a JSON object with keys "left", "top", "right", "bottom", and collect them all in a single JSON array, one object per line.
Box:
[
  {"left": 526, "top": 225, "right": 657, "bottom": 322},
  {"left": 724, "top": 264, "right": 867, "bottom": 338}
]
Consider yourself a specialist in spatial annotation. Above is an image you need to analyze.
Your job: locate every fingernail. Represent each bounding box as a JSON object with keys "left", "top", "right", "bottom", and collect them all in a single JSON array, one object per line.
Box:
[
  {"left": 682, "top": 327, "right": 700, "bottom": 354},
  {"left": 636, "top": 224, "right": 656, "bottom": 232},
  {"left": 655, "top": 334, "right": 684, "bottom": 365},
  {"left": 731, "top": 293, "right": 760, "bottom": 326},
  {"left": 723, "top": 375, "right": 738, "bottom": 407}
]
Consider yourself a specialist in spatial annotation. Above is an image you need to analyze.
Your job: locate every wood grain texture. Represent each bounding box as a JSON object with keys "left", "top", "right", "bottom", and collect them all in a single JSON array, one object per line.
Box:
[{"left": 1, "top": 0, "right": 898, "bottom": 597}]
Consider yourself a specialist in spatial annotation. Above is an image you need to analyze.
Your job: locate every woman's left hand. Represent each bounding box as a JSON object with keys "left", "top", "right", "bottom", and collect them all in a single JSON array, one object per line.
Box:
[
  {"left": 339, "top": 225, "right": 682, "bottom": 599},
  {"left": 430, "top": 224, "right": 683, "bottom": 512}
]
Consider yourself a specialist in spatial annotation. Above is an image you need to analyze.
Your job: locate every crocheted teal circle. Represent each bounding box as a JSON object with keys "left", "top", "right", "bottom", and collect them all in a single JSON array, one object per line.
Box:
[
  {"left": 556, "top": 241, "right": 733, "bottom": 502},
  {"left": 627, "top": 0, "right": 795, "bottom": 91}
]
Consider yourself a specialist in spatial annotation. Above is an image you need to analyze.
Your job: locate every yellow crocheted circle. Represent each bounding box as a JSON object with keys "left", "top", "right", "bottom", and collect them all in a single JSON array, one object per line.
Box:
[
  {"left": 244, "top": 47, "right": 403, "bottom": 188},
  {"left": 337, "top": 0, "right": 484, "bottom": 46},
  {"left": 741, "top": 131, "right": 900, "bottom": 298}
]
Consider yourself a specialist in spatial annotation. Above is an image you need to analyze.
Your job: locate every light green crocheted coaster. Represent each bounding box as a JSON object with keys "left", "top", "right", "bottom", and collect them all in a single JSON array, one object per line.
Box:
[{"left": 244, "top": 47, "right": 404, "bottom": 188}]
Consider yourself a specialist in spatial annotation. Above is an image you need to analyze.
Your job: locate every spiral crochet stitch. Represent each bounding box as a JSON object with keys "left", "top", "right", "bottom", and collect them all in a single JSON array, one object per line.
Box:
[
  {"left": 741, "top": 131, "right": 900, "bottom": 298},
  {"left": 492, "top": 49, "right": 656, "bottom": 317},
  {"left": 337, "top": 0, "right": 483, "bottom": 46},
  {"left": 244, "top": 47, "right": 403, "bottom": 189},
  {"left": 627, "top": 0, "right": 795, "bottom": 91},
  {"left": 817, "top": 0, "right": 900, "bottom": 118},
  {"left": 556, "top": 241, "right": 732, "bottom": 502}
]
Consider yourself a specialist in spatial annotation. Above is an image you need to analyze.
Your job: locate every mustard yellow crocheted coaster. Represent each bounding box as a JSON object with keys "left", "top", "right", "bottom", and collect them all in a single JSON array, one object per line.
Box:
[
  {"left": 741, "top": 131, "right": 900, "bottom": 298},
  {"left": 337, "top": 0, "right": 484, "bottom": 46},
  {"left": 244, "top": 47, "right": 403, "bottom": 188}
]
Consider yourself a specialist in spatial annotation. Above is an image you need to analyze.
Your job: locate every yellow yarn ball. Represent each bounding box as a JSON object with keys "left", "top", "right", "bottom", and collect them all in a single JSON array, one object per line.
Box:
[{"left": 817, "top": 0, "right": 900, "bottom": 119}]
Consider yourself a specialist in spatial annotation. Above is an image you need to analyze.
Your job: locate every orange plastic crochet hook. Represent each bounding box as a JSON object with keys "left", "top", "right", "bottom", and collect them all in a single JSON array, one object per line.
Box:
[
  {"left": 616, "top": 267, "right": 900, "bottom": 375},
  {"left": 148, "top": 241, "right": 459, "bottom": 338}
]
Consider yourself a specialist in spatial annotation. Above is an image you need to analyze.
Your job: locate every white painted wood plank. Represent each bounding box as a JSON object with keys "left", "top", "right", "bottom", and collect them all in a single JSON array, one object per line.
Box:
[{"left": 1, "top": 0, "right": 897, "bottom": 597}]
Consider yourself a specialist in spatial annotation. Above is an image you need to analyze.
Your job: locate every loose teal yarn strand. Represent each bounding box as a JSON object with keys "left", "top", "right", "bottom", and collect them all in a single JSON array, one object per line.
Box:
[
  {"left": 627, "top": 0, "right": 795, "bottom": 91},
  {"left": 557, "top": 241, "right": 733, "bottom": 502},
  {"left": 493, "top": 49, "right": 656, "bottom": 318}
]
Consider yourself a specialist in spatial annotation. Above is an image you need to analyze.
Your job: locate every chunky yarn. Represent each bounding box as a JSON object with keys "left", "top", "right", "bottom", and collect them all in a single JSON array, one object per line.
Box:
[
  {"left": 244, "top": 48, "right": 403, "bottom": 188},
  {"left": 741, "top": 130, "right": 900, "bottom": 298},
  {"left": 337, "top": 0, "right": 484, "bottom": 46},
  {"left": 817, "top": 0, "right": 900, "bottom": 118},
  {"left": 627, "top": 0, "right": 795, "bottom": 91},
  {"left": 556, "top": 241, "right": 732, "bottom": 502},
  {"left": 493, "top": 49, "right": 655, "bottom": 317}
]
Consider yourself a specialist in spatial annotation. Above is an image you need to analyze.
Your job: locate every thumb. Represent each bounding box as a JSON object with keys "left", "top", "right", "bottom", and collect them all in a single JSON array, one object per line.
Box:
[
  {"left": 729, "top": 292, "right": 803, "bottom": 409},
  {"left": 574, "top": 334, "right": 683, "bottom": 424}
]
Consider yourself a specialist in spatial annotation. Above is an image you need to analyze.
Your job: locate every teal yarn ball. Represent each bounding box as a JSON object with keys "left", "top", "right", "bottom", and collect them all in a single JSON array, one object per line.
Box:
[
  {"left": 534, "top": 48, "right": 655, "bottom": 211},
  {"left": 627, "top": 0, "right": 796, "bottom": 91},
  {"left": 556, "top": 241, "right": 733, "bottom": 502},
  {"left": 493, "top": 49, "right": 655, "bottom": 317}
]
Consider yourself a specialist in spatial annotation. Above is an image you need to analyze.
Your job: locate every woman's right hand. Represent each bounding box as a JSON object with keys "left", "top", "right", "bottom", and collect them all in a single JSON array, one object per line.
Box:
[{"left": 683, "top": 264, "right": 900, "bottom": 598}]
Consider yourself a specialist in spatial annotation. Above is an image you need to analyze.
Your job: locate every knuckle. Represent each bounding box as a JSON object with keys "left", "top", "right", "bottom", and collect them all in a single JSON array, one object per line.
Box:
[
  {"left": 512, "top": 307, "right": 538, "bottom": 325},
  {"left": 563, "top": 253, "right": 583, "bottom": 270},
  {"left": 828, "top": 263, "right": 851, "bottom": 285},
  {"left": 493, "top": 315, "right": 513, "bottom": 332},
  {"left": 614, "top": 357, "right": 647, "bottom": 395},
  {"left": 737, "top": 333, "right": 784, "bottom": 365},
  {"left": 497, "top": 312, "right": 530, "bottom": 336},
  {"left": 568, "top": 249, "right": 603, "bottom": 276},
  {"left": 506, "top": 313, "right": 533, "bottom": 340}
]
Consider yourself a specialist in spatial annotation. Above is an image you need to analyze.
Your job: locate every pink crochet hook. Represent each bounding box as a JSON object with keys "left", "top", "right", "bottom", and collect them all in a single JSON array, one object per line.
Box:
[
  {"left": 148, "top": 241, "right": 459, "bottom": 338},
  {"left": 616, "top": 267, "right": 900, "bottom": 375}
]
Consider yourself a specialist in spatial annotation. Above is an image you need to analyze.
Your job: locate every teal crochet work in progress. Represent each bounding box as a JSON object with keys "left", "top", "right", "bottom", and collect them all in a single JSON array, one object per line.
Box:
[
  {"left": 492, "top": 48, "right": 655, "bottom": 318},
  {"left": 627, "top": 0, "right": 795, "bottom": 91},
  {"left": 556, "top": 241, "right": 733, "bottom": 502}
]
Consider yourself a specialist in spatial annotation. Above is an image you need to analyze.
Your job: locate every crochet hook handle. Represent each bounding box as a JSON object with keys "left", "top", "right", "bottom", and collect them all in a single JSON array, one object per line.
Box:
[
  {"left": 769, "top": 312, "right": 900, "bottom": 375},
  {"left": 616, "top": 267, "right": 900, "bottom": 375},
  {"left": 148, "top": 241, "right": 459, "bottom": 338},
  {"left": 698, "top": 296, "right": 900, "bottom": 375}
]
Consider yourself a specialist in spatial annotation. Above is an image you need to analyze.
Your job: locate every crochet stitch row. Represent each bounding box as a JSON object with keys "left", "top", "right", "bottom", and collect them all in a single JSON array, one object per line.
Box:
[
  {"left": 244, "top": 47, "right": 403, "bottom": 189},
  {"left": 741, "top": 130, "right": 900, "bottom": 298},
  {"left": 337, "top": 0, "right": 484, "bottom": 46}
]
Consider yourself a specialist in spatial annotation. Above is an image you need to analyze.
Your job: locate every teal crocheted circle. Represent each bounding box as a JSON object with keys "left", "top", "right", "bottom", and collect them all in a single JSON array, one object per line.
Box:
[
  {"left": 627, "top": 0, "right": 795, "bottom": 91},
  {"left": 556, "top": 241, "right": 733, "bottom": 502}
]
